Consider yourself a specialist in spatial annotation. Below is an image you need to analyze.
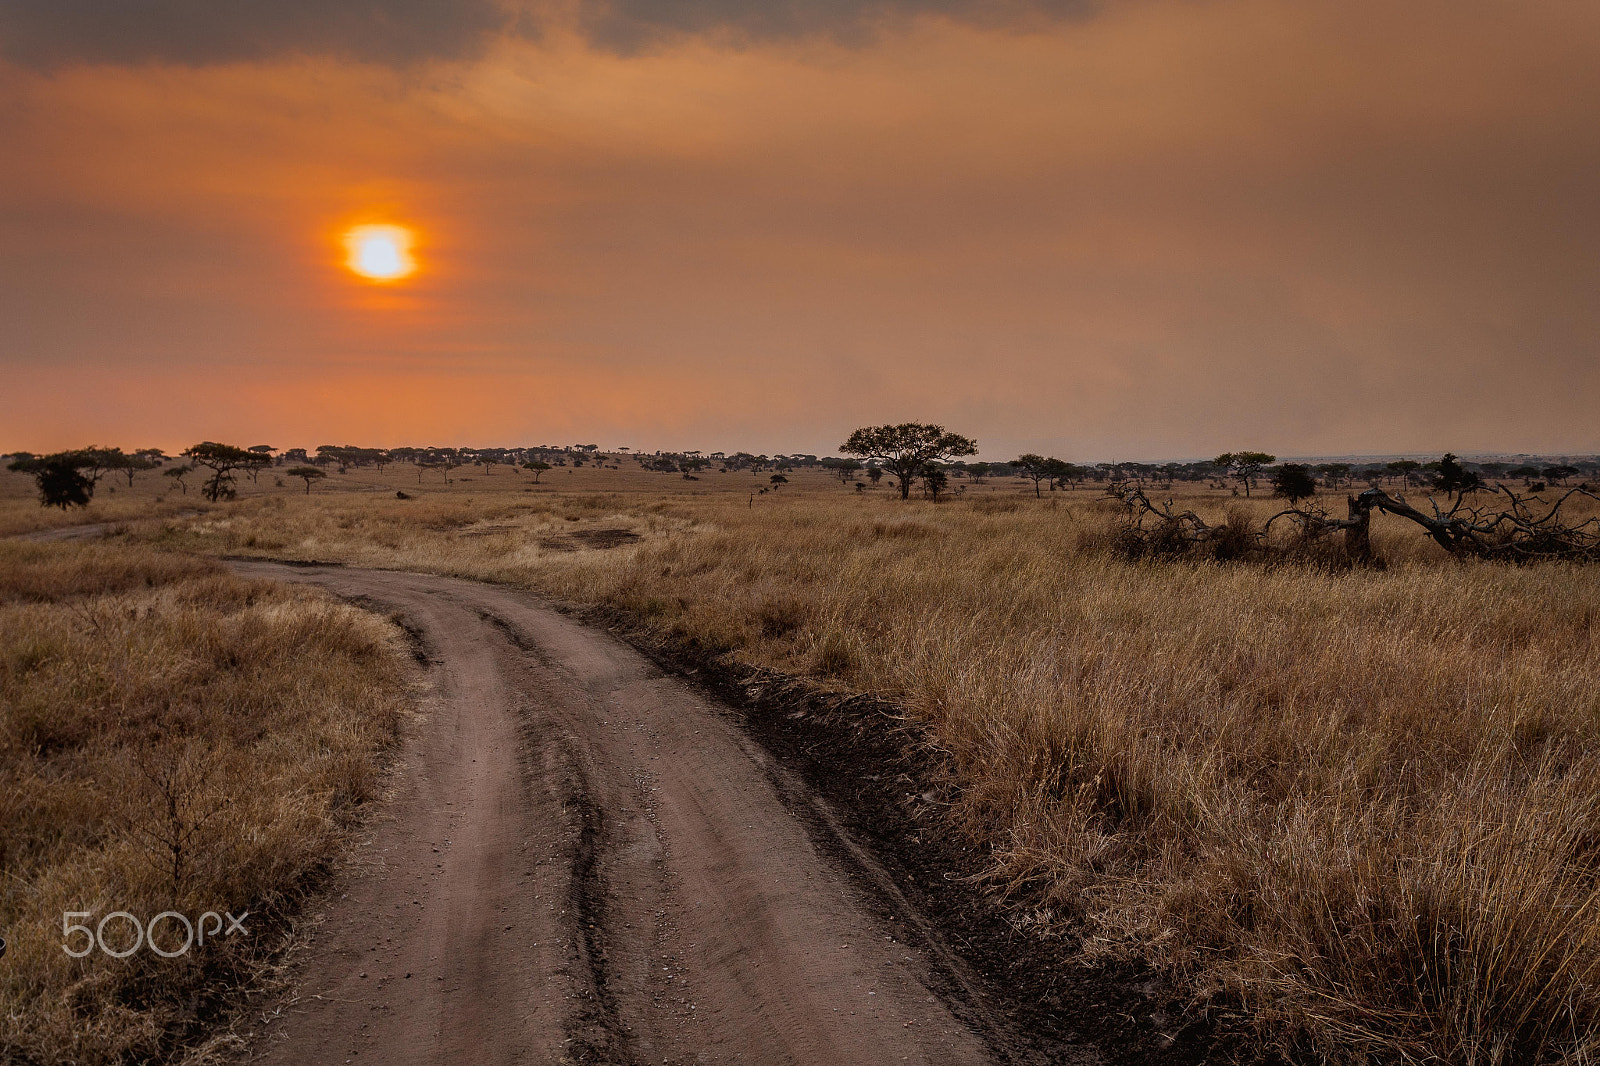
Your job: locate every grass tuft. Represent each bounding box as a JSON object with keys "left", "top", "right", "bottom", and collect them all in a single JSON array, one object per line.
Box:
[{"left": 0, "top": 540, "right": 411, "bottom": 1064}]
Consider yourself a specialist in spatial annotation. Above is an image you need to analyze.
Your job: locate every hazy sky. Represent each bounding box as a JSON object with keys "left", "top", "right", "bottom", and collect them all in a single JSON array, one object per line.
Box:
[{"left": 3, "top": 0, "right": 1597, "bottom": 460}]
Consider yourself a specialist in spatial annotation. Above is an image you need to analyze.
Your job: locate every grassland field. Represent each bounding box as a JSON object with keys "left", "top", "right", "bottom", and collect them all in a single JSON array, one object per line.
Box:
[
  {"left": 2, "top": 458, "right": 1598, "bottom": 1064},
  {"left": 0, "top": 536, "right": 411, "bottom": 1065}
]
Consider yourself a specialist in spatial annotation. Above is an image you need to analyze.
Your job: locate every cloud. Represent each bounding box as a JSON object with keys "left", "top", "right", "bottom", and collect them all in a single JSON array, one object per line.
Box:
[
  {"left": 569, "top": 0, "right": 1101, "bottom": 50},
  {"left": 0, "top": 0, "right": 1105, "bottom": 69},
  {"left": 3, "top": 1, "right": 1598, "bottom": 458},
  {"left": 0, "top": 0, "right": 510, "bottom": 68}
]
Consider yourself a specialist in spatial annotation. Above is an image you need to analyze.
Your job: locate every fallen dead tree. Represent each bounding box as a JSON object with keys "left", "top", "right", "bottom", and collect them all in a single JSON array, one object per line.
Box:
[{"left": 1108, "top": 484, "right": 1600, "bottom": 566}]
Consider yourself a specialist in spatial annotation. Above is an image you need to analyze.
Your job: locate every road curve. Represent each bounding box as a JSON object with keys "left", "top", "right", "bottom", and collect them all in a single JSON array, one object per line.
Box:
[
  {"left": 230, "top": 562, "right": 999, "bottom": 1066},
  {"left": 14, "top": 522, "right": 114, "bottom": 542}
]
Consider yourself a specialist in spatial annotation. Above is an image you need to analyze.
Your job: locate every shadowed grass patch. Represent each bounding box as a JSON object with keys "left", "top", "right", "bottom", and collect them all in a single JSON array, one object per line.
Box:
[{"left": 0, "top": 540, "right": 411, "bottom": 1064}]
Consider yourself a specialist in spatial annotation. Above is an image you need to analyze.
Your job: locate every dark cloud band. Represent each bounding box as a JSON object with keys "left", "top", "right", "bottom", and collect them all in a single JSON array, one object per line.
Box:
[
  {"left": 0, "top": 0, "right": 509, "bottom": 68},
  {"left": 577, "top": 0, "right": 1100, "bottom": 50},
  {"left": 0, "top": 0, "right": 1101, "bottom": 68}
]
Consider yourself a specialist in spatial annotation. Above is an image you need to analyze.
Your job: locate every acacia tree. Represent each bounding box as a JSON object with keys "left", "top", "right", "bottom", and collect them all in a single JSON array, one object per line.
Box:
[
  {"left": 1213, "top": 451, "right": 1276, "bottom": 497},
  {"left": 241, "top": 449, "right": 274, "bottom": 483},
  {"left": 521, "top": 459, "right": 551, "bottom": 482},
  {"left": 1050, "top": 460, "right": 1081, "bottom": 492},
  {"left": 40, "top": 446, "right": 123, "bottom": 495},
  {"left": 1428, "top": 453, "right": 1481, "bottom": 500},
  {"left": 1014, "top": 454, "right": 1054, "bottom": 497},
  {"left": 183, "top": 442, "right": 263, "bottom": 502},
  {"left": 1318, "top": 462, "right": 1352, "bottom": 490},
  {"left": 821, "top": 457, "right": 863, "bottom": 485},
  {"left": 111, "top": 451, "right": 160, "bottom": 487},
  {"left": 1386, "top": 459, "right": 1421, "bottom": 487},
  {"left": 286, "top": 466, "right": 327, "bottom": 494},
  {"left": 163, "top": 463, "right": 194, "bottom": 495},
  {"left": 8, "top": 452, "right": 97, "bottom": 509},
  {"left": 1272, "top": 463, "right": 1317, "bottom": 503},
  {"left": 841, "top": 423, "right": 978, "bottom": 500}
]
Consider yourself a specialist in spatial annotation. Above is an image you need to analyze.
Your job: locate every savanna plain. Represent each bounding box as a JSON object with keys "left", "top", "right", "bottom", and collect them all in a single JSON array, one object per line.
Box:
[{"left": 3, "top": 458, "right": 1598, "bottom": 1065}]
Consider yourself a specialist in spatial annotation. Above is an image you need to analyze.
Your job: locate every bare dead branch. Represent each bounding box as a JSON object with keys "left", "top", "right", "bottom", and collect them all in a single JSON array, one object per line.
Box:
[{"left": 1103, "top": 484, "right": 1600, "bottom": 567}]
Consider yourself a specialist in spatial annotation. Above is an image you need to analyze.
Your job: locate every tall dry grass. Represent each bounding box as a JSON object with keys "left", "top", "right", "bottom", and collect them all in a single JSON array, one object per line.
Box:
[
  {"left": 125, "top": 483, "right": 1600, "bottom": 1061},
  {"left": 0, "top": 540, "right": 411, "bottom": 1064}
]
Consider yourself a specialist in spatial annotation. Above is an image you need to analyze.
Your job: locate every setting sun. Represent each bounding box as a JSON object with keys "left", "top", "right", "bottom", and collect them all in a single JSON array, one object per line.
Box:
[{"left": 343, "top": 224, "right": 415, "bottom": 281}]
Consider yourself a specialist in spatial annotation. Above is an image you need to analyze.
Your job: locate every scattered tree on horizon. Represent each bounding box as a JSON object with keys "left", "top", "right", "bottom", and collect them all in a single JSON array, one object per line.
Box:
[
  {"left": 162, "top": 463, "right": 193, "bottom": 495},
  {"left": 1317, "top": 462, "right": 1352, "bottom": 490},
  {"left": 1014, "top": 454, "right": 1054, "bottom": 498},
  {"left": 41, "top": 446, "right": 124, "bottom": 495},
  {"left": 1053, "top": 461, "right": 1087, "bottom": 491},
  {"left": 1427, "top": 453, "right": 1481, "bottom": 500},
  {"left": 841, "top": 423, "right": 978, "bottom": 500},
  {"left": 522, "top": 459, "right": 551, "bottom": 482},
  {"left": 286, "top": 466, "right": 327, "bottom": 494},
  {"left": 962, "top": 461, "right": 993, "bottom": 482},
  {"left": 821, "top": 457, "right": 863, "bottom": 485},
  {"left": 110, "top": 450, "right": 160, "bottom": 487},
  {"left": 1272, "top": 463, "right": 1318, "bottom": 503},
  {"left": 8, "top": 452, "right": 97, "bottom": 509},
  {"left": 1385, "top": 459, "right": 1422, "bottom": 487},
  {"left": 183, "top": 442, "right": 265, "bottom": 502},
  {"left": 1213, "top": 451, "right": 1276, "bottom": 496}
]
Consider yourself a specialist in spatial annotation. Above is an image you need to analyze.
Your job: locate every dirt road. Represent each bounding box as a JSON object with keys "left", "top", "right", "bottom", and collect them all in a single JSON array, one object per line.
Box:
[
  {"left": 230, "top": 562, "right": 1017, "bottom": 1066},
  {"left": 14, "top": 522, "right": 114, "bottom": 541}
]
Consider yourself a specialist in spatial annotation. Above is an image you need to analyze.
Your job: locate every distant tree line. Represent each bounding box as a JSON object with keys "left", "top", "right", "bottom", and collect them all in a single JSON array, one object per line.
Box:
[
  {"left": 7, "top": 434, "right": 1596, "bottom": 512},
  {"left": 6, "top": 446, "right": 168, "bottom": 508}
]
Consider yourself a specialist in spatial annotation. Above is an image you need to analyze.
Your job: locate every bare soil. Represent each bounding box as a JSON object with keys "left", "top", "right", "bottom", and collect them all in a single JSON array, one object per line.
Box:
[
  {"left": 13, "top": 521, "right": 115, "bottom": 541},
  {"left": 228, "top": 562, "right": 1208, "bottom": 1066}
]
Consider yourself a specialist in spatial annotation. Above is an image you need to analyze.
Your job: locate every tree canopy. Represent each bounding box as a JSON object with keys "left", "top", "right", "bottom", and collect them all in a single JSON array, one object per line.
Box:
[
  {"left": 841, "top": 423, "right": 978, "bottom": 499},
  {"left": 286, "top": 465, "right": 327, "bottom": 494},
  {"left": 7, "top": 452, "right": 97, "bottom": 509},
  {"left": 1213, "top": 451, "right": 1276, "bottom": 497},
  {"left": 1014, "top": 454, "right": 1077, "bottom": 497},
  {"left": 1271, "top": 463, "right": 1317, "bottom": 503},
  {"left": 183, "top": 442, "right": 267, "bottom": 502},
  {"left": 1427, "top": 453, "right": 1482, "bottom": 499}
]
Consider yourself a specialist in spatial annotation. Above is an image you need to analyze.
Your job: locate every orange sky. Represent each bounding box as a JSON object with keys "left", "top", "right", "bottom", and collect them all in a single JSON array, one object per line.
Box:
[{"left": 2, "top": 0, "right": 1597, "bottom": 459}]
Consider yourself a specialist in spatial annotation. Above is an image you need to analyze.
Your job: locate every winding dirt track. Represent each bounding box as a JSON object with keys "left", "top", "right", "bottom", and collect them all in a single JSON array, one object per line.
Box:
[{"left": 231, "top": 562, "right": 1009, "bottom": 1066}]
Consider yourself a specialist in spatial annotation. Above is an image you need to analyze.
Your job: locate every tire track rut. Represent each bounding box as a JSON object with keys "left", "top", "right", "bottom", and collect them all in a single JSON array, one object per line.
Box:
[{"left": 230, "top": 562, "right": 1019, "bottom": 1065}]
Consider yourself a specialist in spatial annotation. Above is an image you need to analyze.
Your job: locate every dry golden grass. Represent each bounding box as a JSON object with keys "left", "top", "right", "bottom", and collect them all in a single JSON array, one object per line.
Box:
[
  {"left": 11, "top": 464, "right": 1600, "bottom": 1062},
  {"left": 0, "top": 539, "right": 411, "bottom": 1064}
]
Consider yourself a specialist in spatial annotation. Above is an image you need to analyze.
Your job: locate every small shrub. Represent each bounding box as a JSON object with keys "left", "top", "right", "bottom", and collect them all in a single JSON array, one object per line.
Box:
[
  {"left": 811, "top": 629, "right": 855, "bottom": 677},
  {"left": 755, "top": 595, "right": 808, "bottom": 637}
]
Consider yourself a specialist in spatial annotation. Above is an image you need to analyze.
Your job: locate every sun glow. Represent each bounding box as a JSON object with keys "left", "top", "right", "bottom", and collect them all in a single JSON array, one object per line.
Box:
[{"left": 343, "top": 224, "right": 416, "bottom": 281}]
